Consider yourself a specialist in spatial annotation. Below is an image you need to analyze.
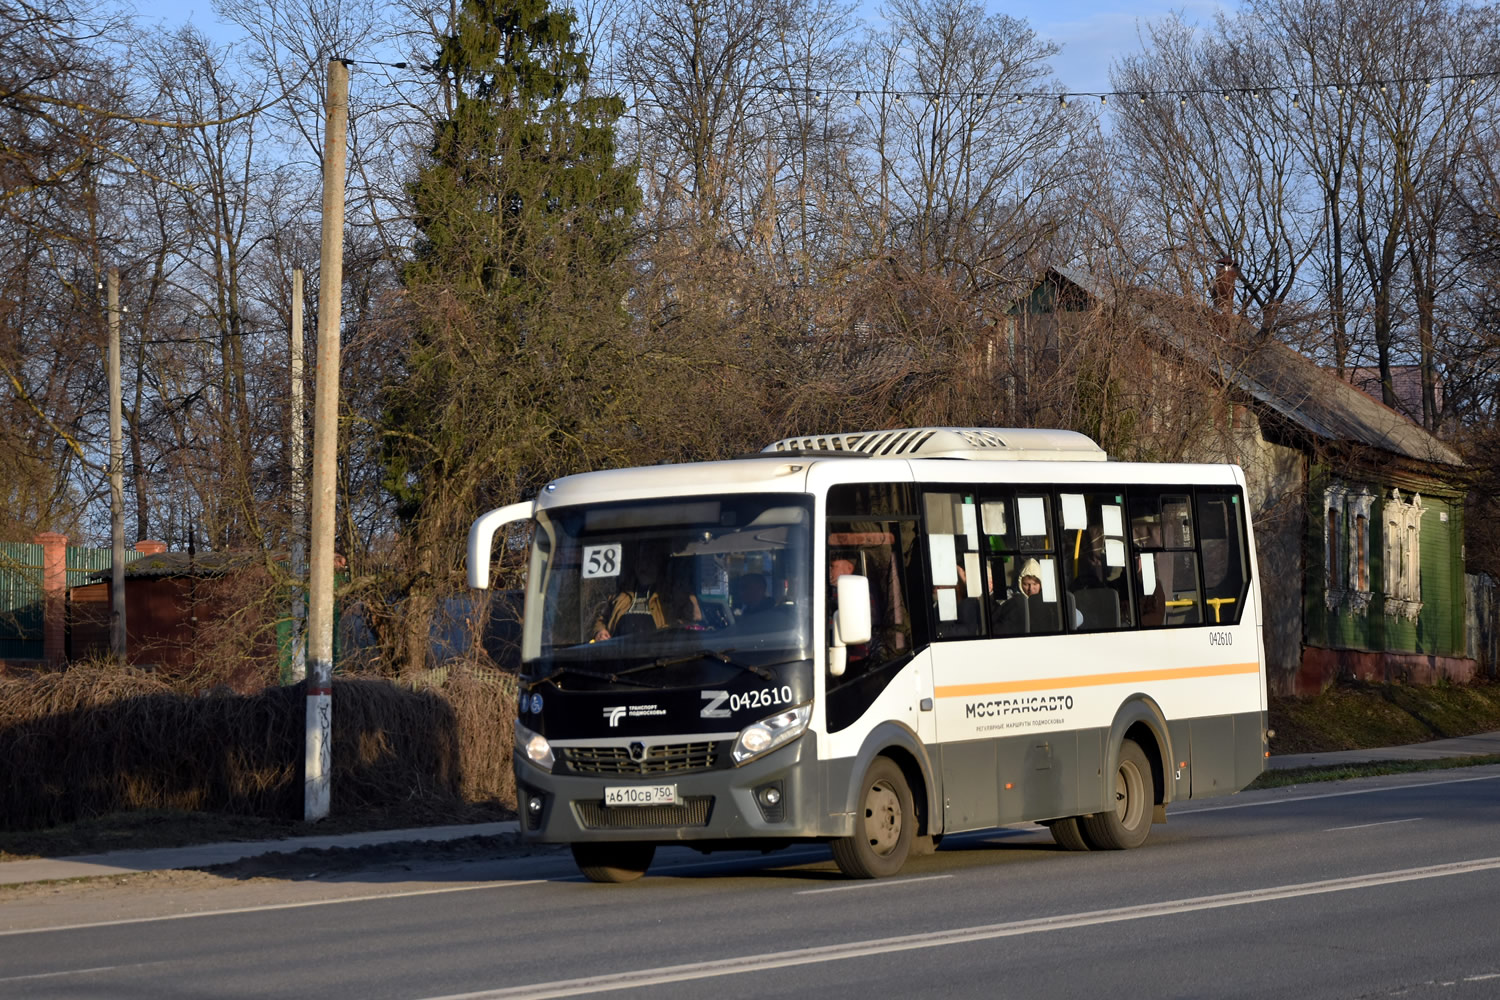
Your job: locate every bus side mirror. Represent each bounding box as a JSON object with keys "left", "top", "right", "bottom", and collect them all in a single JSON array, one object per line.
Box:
[
  {"left": 829, "top": 574, "right": 872, "bottom": 677},
  {"left": 467, "top": 501, "right": 534, "bottom": 589}
]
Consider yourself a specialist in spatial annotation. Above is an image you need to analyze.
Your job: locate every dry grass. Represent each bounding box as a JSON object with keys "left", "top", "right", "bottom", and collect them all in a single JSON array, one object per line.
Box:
[
  {"left": 0, "top": 662, "right": 517, "bottom": 836},
  {"left": 1268, "top": 678, "right": 1500, "bottom": 754}
]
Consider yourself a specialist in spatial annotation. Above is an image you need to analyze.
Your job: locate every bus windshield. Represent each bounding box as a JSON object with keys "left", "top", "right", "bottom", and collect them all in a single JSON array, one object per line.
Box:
[{"left": 520, "top": 493, "right": 814, "bottom": 678}]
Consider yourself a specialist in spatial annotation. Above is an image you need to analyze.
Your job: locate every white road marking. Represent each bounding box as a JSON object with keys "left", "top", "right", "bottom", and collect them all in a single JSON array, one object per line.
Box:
[
  {"left": 0, "top": 965, "right": 130, "bottom": 982},
  {"left": 416, "top": 856, "right": 1500, "bottom": 1000},
  {"left": 1465, "top": 973, "right": 1500, "bottom": 982},
  {"left": 796, "top": 874, "right": 953, "bottom": 895},
  {"left": 1325, "top": 818, "right": 1424, "bottom": 832},
  {"left": 0, "top": 880, "right": 544, "bottom": 938},
  {"left": 1174, "top": 772, "right": 1500, "bottom": 814}
]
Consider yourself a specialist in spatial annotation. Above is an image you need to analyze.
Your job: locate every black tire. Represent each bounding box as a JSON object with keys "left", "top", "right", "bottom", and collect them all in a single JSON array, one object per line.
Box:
[
  {"left": 831, "top": 757, "right": 915, "bottom": 878},
  {"left": 1046, "top": 816, "right": 1093, "bottom": 851},
  {"left": 571, "top": 842, "right": 656, "bottom": 883},
  {"left": 1081, "top": 738, "right": 1154, "bottom": 850}
]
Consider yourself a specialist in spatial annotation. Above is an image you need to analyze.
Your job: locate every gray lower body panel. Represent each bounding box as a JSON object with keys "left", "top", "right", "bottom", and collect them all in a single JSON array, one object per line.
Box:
[
  {"left": 938, "top": 728, "right": 1106, "bottom": 832},
  {"left": 517, "top": 711, "right": 1266, "bottom": 845},
  {"left": 517, "top": 732, "right": 851, "bottom": 844},
  {"left": 937, "top": 710, "right": 1265, "bottom": 834}
]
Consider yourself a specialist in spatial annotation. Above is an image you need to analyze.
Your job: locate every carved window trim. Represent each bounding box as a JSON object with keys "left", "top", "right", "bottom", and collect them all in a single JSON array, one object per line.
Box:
[
  {"left": 1382, "top": 489, "right": 1423, "bottom": 621},
  {"left": 1346, "top": 490, "right": 1373, "bottom": 612},
  {"left": 1323, "top": 482, "right": 1374, "bottom": 613}
]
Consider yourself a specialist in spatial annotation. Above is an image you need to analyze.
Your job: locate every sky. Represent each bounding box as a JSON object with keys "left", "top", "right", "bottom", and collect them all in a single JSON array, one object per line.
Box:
[{"left": 127, "top": 0, "right": 1232, "bottom": 97}]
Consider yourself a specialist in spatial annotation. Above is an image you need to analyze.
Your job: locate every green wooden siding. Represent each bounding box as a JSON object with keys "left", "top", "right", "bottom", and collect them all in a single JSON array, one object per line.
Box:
[{"left": 1306, "top": 467, "right": 1465, "bottom": 657}]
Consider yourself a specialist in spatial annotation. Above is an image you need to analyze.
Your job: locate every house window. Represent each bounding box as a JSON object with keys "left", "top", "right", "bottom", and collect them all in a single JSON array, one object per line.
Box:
[
  {"left": 1382, "top": 489, "right": 1423, "bottom": 621},
  {"left": 1324, "top": 482, "right": 1374, "bottom": 613},
  {"left": 1327, "top": 504, "right": 1342, "bottom": 590},
  {"left": 1353, "top": 514, "right": 1369, "bottom": 591}
]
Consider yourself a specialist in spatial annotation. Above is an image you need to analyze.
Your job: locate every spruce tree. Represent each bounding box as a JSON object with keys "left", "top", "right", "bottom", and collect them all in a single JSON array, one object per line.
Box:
[{"left": 378, "top": 0, "right": 639, "bottom": 668}]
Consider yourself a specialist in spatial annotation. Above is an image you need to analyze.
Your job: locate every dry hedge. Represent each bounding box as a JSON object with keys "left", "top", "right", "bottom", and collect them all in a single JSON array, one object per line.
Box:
[{"left": 0, "top": 664, "right": 516, "bottom": 832}]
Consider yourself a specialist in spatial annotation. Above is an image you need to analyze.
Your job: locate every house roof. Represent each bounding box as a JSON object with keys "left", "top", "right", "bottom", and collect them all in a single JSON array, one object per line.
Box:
[
  {"left": 88, "top": 551, "right": 259, "bottom": 581},
  {"left": 1023, "top": 267, "right": 1464, "bottom": 469},
  {"left": 1206, "top": 340, "right": 1464, "bottom": 467},
  {"left": 1340, "top": 365, "right": 1442, "bottom": 421}
]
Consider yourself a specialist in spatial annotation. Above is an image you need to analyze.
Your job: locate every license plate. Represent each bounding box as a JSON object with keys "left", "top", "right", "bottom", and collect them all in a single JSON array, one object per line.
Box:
[{"left": 604, "top": 784, "right": 677, "bottom": 807}]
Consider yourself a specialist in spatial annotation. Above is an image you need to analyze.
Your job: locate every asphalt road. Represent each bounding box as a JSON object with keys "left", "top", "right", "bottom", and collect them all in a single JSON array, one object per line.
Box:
[{"left": 3, "top": 765, "right": 1499, "bottom": 1000}]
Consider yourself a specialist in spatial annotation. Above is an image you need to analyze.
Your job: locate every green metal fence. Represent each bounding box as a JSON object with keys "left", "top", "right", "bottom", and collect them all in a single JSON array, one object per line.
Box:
[
  {"left": 0, "top": 542, "right": 44, "bottom": 659},
  {"left": 0, "top": 542, "right": 141, "bottom": 660}
]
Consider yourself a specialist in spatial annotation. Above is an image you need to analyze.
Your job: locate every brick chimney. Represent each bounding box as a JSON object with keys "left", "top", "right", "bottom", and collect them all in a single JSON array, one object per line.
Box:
[
  {"left": 134, "top": 539, "right": 167, "bottom": 555},
  {"left": 1211, "top": 257, "right": 1238, "bottom": 314}
]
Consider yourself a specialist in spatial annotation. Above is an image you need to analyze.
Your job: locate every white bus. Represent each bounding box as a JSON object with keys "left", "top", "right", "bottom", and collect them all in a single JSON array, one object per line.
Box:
[{"left": 469, "top": 428, "right": 1267, "bottom": 882}]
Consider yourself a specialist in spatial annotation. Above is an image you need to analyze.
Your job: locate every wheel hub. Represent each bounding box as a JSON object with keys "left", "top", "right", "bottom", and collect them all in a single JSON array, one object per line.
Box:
[
  {"left": 1114, "top": 760, "right": 1143, "bottom": 828},
  {"left": 864, "top": 779, "right": 903, "bottom": 855}
]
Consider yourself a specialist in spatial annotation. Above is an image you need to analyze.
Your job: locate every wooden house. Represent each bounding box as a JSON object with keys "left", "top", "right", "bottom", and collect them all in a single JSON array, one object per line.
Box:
[{"left": 1012, "top": 268, "right": 1472, "bottom": 695}]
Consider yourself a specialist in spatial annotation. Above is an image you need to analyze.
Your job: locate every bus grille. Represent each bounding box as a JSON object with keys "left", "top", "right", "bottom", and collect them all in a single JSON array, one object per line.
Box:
[
  {"left": 575, "top": 796, "right": 714, "bottom": 830},
  {"left": 559, "top": 742, "right": 719, "bottom": 775}
]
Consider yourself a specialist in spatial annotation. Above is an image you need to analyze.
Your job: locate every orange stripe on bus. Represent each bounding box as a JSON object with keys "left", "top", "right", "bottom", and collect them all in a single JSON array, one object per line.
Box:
[{"left": 934, "top": 662, "right": 1261, "bottom": 698}]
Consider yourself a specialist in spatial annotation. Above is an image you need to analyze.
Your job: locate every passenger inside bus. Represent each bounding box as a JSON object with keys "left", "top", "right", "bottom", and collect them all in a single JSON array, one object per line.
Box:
[
  {"left": 590, "top": 540, "right": 703, "bottom": 640},
  {"left": 733, "top": 573, "right": 776, "bottom": 618},
  {"left": 1071, "top": 545, "right": 1124, "bottom": 629},
  {"left": 991, "top": 558, "right": 1080, "bottom": 634}
]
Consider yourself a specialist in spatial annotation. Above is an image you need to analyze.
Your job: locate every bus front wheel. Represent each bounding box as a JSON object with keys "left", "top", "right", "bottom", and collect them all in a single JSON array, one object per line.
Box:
[
  {"left": 1082, "top": 739, "right": 1154, "bottom": 850},
  {"left": 572, "top": 842, "right": 656, "bottom": 883},
  {"left": 832, "top": 757, "right": 915, "bottom": 878}
]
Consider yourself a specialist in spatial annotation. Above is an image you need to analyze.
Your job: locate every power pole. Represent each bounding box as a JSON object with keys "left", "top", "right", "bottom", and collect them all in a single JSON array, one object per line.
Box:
[
  {"left": 107, "top": 268, "right": 127, "bottom": 662},
  {"left": 305, "top": 59, "right": 348, "bottom": 822},
  {"left": 289, "top": 267, "right": 307, "bottom": 684}
]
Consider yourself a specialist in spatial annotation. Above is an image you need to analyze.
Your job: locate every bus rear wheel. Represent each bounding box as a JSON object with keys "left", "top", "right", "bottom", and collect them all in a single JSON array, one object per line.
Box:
[
  {"left": 1082, "top": 739, "right": 1154, "bottom": 850},
  {"left": 1046, "top": 816, "right": 1093, "bottom": 851},
  {"left": 571, "top": 842, "right": 656, "bottom": 883},
  {"left": 832, "top": 757, "right": 915, "bottom": 879}
]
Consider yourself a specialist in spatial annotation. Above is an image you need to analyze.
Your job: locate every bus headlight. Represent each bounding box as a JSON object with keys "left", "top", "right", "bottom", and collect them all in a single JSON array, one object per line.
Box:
[
  {"left": 515, "top": 722, "right": 554, "bottom": 771},
  {"left": 732, "top": 704, "right": 811, "bottom": 764}
]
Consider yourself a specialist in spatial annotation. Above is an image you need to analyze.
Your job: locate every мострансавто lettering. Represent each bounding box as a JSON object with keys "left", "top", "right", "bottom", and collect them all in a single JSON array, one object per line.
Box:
[{"left": 965, "top": 694, "right": 1075, "bottom": 718}]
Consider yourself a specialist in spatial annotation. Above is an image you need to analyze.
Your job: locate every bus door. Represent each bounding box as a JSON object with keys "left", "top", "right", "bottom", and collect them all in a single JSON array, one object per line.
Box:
[{"left": 822, "top": 484, "right": 926, "bottom": 742}]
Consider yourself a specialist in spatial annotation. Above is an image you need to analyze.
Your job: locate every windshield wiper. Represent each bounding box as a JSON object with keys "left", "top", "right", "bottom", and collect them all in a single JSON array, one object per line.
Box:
[
  {"left": 617, "top": 649, "right": 790, "bottom": 683},
  {"left": 533, "top": 665, "right": 674, "bottom": 690}
]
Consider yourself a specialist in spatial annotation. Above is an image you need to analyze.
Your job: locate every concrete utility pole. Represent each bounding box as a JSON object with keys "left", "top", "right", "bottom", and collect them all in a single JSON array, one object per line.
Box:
[
  {"left": 289, "top": 267, "right": 307, "bottom": 684},
  {"left": 107, "top": 268, "right": 127, "bottom": 662},
  {"left": 305, "top": 58, "right": 348, "bottom": 822}
]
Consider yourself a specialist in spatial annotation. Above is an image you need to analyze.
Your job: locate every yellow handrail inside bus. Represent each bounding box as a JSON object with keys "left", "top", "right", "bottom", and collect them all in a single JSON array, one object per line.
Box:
[{"left": 1206, "top": 597, "right": 1237, "bottom": 623}]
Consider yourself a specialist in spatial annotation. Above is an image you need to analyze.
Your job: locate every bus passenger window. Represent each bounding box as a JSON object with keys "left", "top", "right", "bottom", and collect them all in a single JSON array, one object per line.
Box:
[
  {"left": 1197, "top": 491, "right": 1250, "bottom": 624},
  {"left": 981, "top": 491, "right": 1066, "bottom": 635},
  {"left": 1131, "top": 492, "right": 1202, "bottom": 627},
  {"left": 923, "top": 492, "right": 989, "bottom": 640},
  {"left": 1058, "top": 491, "right": 1131, "bottom": 631}
]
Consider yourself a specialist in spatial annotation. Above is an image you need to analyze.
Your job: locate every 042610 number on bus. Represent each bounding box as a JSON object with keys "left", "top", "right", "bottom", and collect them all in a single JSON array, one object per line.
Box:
[{"left": 731, "top": 686, "right": 795, "bottom": 712}]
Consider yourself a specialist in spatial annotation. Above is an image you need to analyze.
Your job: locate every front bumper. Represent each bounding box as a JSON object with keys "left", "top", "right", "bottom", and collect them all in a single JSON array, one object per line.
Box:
[{"left": 515, "top": 732, "right": 840, "bottom": 843}]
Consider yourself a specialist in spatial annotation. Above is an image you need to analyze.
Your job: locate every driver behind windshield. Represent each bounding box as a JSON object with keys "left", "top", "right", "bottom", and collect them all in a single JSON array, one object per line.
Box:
[{"left": 591, "top": 539, "right": 703, "bottom": 640}]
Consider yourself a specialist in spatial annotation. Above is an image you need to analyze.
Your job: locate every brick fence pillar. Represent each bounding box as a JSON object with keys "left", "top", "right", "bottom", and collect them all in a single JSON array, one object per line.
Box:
[{"left": 33, "top": 531, "right": 67, "bottom": 664}]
